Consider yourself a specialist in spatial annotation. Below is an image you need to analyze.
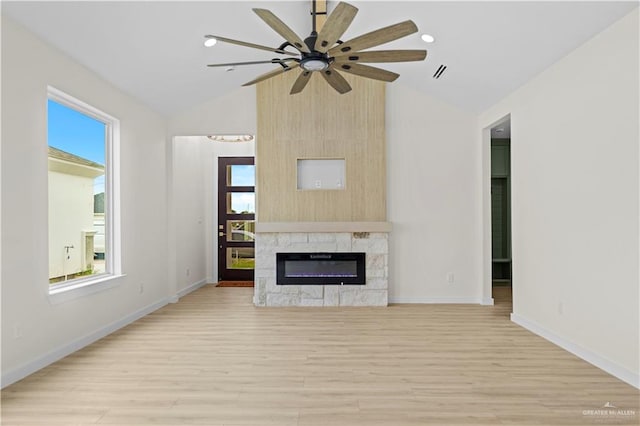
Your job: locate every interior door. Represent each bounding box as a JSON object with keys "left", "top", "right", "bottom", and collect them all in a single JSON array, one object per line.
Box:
[{"left": 218, "top": 157, "right": 255, "bottom": 281}]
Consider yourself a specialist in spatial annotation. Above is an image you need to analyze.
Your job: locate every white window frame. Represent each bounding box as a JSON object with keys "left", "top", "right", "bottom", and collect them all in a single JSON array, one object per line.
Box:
[{"left": 47, "top": 87, "right": 122, "bottom": 297}]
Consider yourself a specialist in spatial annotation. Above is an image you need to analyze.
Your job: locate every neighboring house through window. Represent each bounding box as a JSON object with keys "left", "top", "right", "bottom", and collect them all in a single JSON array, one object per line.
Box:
[{"left": 47, "top": 87, "right": 120, "bottom": 292}]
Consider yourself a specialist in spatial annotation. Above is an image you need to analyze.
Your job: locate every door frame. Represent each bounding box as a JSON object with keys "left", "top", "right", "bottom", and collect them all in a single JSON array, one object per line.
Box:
[
  {"left": 481, "top": 113, "right": 511, "bottom": 306},
  {"left": 217, "top": 156, "right": 255, "bottom": 281}
]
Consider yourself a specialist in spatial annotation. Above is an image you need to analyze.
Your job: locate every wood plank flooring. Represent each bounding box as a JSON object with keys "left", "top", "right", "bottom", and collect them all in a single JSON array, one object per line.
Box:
[{"left": 2, "top": 286, "right": 638, "bottom": 425}]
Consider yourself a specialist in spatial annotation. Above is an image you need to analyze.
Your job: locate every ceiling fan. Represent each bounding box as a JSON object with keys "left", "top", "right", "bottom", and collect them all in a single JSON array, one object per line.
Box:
[{"left": 204, "top": 1, "right": 427, "bottom": 95}]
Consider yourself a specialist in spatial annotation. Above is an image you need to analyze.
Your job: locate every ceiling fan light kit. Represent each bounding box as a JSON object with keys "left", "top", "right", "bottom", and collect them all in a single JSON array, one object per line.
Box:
[
  {"left": 205, "top": 1, "right": 427, "bottom": 95},
  {"left": 300, "top": 56, "right": 329, "bottom": 71}
]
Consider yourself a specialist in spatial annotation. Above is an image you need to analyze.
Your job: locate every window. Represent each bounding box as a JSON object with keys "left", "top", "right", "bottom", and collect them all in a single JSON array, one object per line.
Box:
[{"left": 47, "top": 87, "right": 120, "bottom": 292}]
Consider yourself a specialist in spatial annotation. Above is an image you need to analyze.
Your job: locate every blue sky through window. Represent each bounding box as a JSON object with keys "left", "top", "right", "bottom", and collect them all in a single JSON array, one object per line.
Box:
[
  {"left": 230, "top": 165, "right": 254, "bottom": 186},
  {"left": 48, "top": 99, "right": 106, "bottom": 194},
  {"left": 230, "top": 165, "right": 255, "bottom": 213},
  {"left": 230, "top": 193, "right": 255, "bottom": 214}
]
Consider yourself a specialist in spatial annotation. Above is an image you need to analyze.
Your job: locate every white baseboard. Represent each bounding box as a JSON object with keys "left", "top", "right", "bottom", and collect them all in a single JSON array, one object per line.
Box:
[
  {"left": 481, "top": 297, "right": 494, "bottom": 305},
  {"left": 176, "top": 279, "right": 208, "bottom": 298},
  {"left": 1, "top": 297, "right": 170, "bottom": 389},
  {"left": 389, "top": 297, "right": 482, "bottom": 304},
  {"left": 511, "top": 313, "right": 639, "bottom": 389}
]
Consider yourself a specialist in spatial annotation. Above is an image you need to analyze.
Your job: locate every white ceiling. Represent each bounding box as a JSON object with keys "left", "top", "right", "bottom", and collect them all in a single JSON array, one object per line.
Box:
[{"left": 3, "top": 1, "right": 637, "bottom": 116}]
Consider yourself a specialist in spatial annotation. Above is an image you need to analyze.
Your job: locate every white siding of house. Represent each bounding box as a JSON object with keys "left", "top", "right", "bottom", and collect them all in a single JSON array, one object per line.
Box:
[{"left": 47, "top": 169, "right": 96, "bottom": 278}]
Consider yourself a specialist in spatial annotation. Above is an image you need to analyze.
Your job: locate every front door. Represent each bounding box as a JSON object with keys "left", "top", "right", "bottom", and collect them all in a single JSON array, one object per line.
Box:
[{"left": 218, "top": 157, "right": 255, "bottom": 281}]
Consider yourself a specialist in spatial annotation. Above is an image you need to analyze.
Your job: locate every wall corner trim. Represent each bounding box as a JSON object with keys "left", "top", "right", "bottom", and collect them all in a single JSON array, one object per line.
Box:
[
  {"left": 1, "top": 297, "right": 170, "bottom": 389},
  {"left": 481, "top": 297, "right": 495, "bottom": 306},
  {"left": 511, "top": 313, "right": 639, "bottom": 389}
]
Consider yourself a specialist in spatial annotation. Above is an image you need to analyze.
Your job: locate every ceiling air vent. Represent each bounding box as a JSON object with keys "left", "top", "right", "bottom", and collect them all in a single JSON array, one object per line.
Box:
[{"left": 433, "top": 64, "right": 447, "bottom": 79}]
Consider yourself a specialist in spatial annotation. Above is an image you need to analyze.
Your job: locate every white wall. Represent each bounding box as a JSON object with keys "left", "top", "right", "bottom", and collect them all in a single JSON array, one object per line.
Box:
[
  {"left": 479, "top": 10, "right": 639, "bottom": 386},
  {"left": 172, "top": 136, "right": 256, "bottom": 289},
  {"left": 1, "top": 17, "right": 169, "bottom": 385},
  {"left": 168, "top": 89, "right": 257, "bottom": 288},
  {"left": 168, "top": 87, "right": 257, "bottom": 137},
  {"left": 171, "top": 131, "right": 255, "bottom": 289},
  {"left": 172, "top": 137, "right": 207, "bottom": 293},
  {"left": 387, "top": 84, "right": 481, "bottom": 303}
]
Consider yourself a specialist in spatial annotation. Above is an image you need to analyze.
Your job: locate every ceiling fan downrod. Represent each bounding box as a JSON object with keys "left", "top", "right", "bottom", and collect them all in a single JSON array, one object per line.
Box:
[
  {"left": 310, "top": 0, "right": 328, "bottom": 35},
  {"left": 305, "top": 0, "right": 321, "bottom": 51}
]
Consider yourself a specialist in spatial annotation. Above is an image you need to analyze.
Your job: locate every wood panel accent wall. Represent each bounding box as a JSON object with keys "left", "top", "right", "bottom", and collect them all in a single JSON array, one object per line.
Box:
[{"left": 256, "top": 70, "right": 386, "bottom": 222}]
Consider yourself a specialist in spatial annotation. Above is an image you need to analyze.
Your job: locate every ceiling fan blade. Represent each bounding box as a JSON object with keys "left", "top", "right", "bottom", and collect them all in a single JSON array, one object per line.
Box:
[
  {"left": 204, "top": 35, "right": 298, "bottom": 56},
  {"left": 253, "top": 8, "right": 310, "bottom": 53},
  {"left": 328, "top": 20, "right": 418, "bottom": 56},
  {"left": 314, "top": 2, "right": 358, "bottom": 53},
  {"left": 320, "top": 69, "right": 352, "bottom": 94},
  {"left": 333, "top": 50, "right": 427, "bottom": 63},
  {"left": 242, "top": 66, "right": 293, "bottom": 87},
  {"left": 290, "top": 70, "right": 314, "bottom": 94},
  {"left": 208, "top": 59, "right": 296, "bottom": 67},
  {"left": 333, "top": 63, "right": 399, "bottom": 82}
]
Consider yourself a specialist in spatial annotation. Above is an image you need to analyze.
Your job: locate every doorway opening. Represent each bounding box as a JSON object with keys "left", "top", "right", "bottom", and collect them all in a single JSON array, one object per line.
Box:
[
  {"left": 490, "top": 118, "right": 511, "bottom": 307},
  {"left": 217, "top": 157, "right": 255, "bottom": 284}
]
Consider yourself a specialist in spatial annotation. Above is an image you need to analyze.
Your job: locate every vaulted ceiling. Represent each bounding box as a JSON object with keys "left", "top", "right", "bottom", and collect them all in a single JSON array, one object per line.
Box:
[{"left": 3, "top": 1, "right": 637, "bottom": 116}]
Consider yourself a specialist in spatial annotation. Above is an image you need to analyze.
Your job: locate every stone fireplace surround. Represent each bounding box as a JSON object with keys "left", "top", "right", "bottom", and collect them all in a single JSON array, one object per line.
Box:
[{"left": 254, "top": 222, "right": 391, "bottom": 307}]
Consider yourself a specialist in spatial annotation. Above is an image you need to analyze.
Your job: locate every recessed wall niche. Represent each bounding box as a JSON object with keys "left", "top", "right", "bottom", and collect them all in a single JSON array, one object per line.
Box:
[{"left": 297, "top": 158, "right": 346, "bottom": 190}]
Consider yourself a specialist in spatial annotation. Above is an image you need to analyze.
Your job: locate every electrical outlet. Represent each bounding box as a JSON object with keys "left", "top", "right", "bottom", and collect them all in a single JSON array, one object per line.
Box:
[
  {"left": 314, "top": 180, "right": 322, "bottom": 188},
  {"left": 139, "top": 283, "right": 144, "bottom": 294},
  {"left": 446, "top": 272, "right": 455, "bottom": 284},
  {"left": 186, "top": 268, "right": 190, "bottom": 277},
  {"left": 13, "top": 324, "right": 22, "bottom": 339}
]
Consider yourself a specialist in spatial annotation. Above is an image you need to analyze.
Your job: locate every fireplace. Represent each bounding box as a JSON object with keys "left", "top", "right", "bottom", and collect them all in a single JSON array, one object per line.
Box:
[
  {"left": 277, "top": 252, "right": 366, "bottom": 285},
  {"left": 254, "top": 230, "right": 389, "bottom": 307}
]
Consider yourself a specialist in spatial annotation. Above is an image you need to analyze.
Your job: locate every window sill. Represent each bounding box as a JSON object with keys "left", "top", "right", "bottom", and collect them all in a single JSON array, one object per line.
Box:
[{"left": 48, "top": 274, "right": 126, "bottom": 305}]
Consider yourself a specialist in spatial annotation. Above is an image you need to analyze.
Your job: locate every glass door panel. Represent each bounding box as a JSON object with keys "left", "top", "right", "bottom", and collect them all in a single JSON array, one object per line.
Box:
[
  {"left": 226, "top": 220, "right": 256, "bottom": 242},
  {"left": 226, "top": 192, "right": 255, "bottom": 214},
  {"left": 226, "top": 247, "right": 255, "bottom": 270},
  {"left": 227, "top": 164, "right": 255, "bottom": 186}
]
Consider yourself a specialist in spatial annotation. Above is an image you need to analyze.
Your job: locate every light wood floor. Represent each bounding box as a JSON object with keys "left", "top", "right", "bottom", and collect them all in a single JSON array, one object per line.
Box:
[{"left": 2, "top": 286, "right": 638, "bottom": 425}]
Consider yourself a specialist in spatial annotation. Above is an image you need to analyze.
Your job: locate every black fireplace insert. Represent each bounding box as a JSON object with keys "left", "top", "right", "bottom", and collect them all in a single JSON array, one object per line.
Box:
[{"left": 276, "top": 252, "right": 366, "bottom": 285}]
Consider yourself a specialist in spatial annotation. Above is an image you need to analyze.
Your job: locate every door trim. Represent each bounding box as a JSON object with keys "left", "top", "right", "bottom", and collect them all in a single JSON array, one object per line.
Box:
[{"left": 217, "top": 157, "right": 255, "bottom": 281}]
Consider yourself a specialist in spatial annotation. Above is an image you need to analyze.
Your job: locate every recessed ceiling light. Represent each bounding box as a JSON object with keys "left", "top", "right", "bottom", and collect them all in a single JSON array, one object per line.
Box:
[
  {"left": 421, "top": 34, "right": 435, "bottom": 43},
  {"left": 204, "top": 37, "right": 217, "bottom": 47}
]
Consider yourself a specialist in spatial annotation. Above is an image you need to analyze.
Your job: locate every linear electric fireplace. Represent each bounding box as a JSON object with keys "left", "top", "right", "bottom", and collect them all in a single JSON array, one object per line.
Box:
[{"left": 277, "top": 252, "right": 366, "bottom": 285}]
